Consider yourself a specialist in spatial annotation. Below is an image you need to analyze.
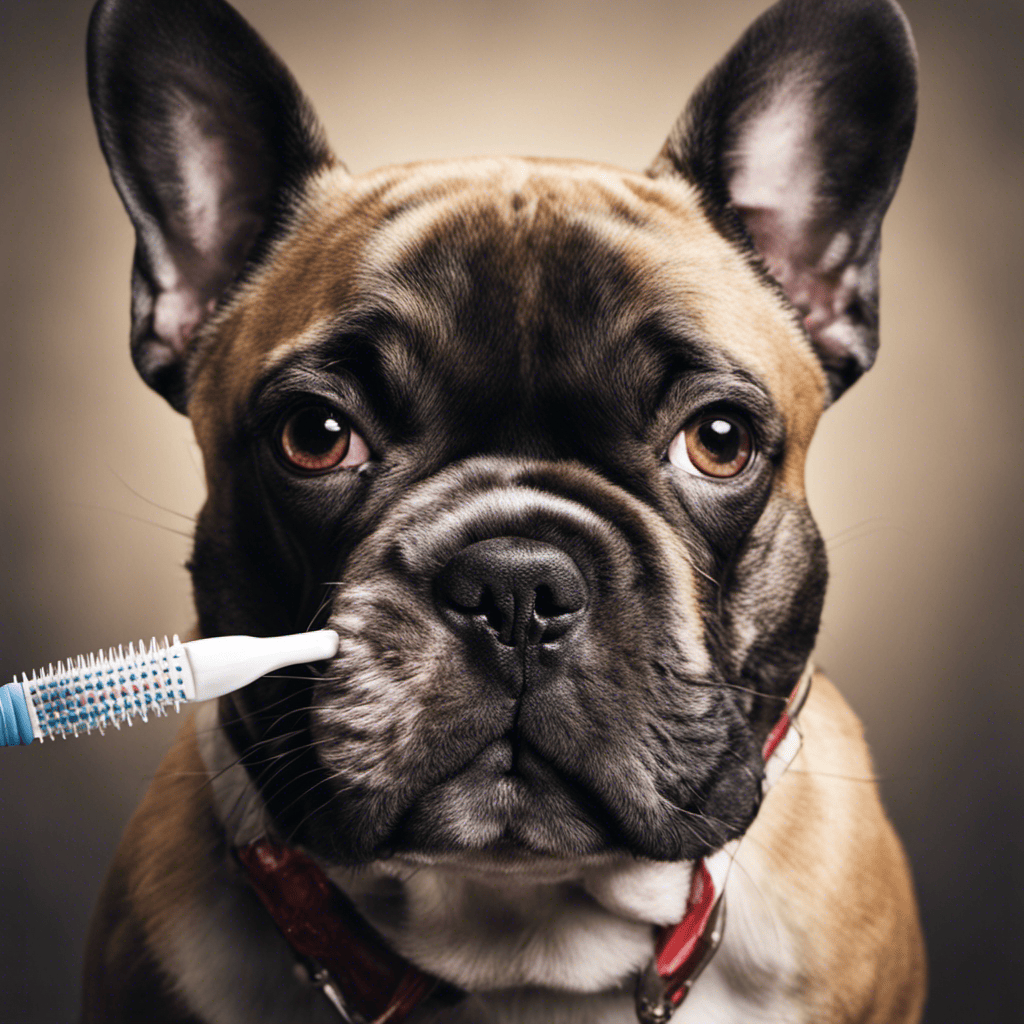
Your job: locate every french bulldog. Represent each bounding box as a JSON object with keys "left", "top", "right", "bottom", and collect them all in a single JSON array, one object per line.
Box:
[{"left": 81, "top": 0, "right": 926, "bottom": 1021}]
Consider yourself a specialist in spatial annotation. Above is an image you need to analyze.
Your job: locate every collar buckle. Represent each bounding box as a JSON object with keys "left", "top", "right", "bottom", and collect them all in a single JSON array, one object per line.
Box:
[{"left": 302, "top": 959, "right": 363, "bottom": 1023}]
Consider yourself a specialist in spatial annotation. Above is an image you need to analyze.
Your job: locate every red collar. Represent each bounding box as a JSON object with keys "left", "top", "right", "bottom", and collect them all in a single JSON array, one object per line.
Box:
[
  {"left": 235, "top": 841, "right": 439, "bottom": 1023},
  {"left": 236, "top": 667, "right": 812, "bottom": 1024}
]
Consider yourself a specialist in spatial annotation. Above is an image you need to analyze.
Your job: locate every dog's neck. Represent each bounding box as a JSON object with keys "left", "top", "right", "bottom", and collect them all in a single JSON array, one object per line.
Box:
[
  {"left": 199, "top": 702, "right": 685, "bottom": 994},
  {"left": 327, "top": 854, "right": 694, "bottom": 995}
]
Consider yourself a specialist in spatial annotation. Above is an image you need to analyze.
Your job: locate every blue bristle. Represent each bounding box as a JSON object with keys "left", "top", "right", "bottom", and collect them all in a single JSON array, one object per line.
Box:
[{"left": 24, "top": 636, "right": 185, "bottom": 739}]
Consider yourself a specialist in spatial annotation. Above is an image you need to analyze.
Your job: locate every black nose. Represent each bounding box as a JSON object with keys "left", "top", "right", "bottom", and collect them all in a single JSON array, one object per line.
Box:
[{"left": 436, "top": 537, "right": 588, "bottom": 648}]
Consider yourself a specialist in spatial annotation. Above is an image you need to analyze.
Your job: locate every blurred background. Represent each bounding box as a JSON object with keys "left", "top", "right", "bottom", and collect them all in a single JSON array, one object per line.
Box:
[{"left": 1, "top": 0, "right": 1020, "bottom": 1020}]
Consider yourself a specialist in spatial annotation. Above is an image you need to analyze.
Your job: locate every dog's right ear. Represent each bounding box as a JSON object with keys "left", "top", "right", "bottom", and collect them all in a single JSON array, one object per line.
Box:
[{"left": 88, "top": 0, "right": 335, "bottom": 412}]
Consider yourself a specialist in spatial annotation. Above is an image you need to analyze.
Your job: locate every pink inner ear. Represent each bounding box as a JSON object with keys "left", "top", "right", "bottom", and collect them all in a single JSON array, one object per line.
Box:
[
  {"left": 727, "top": 87, "right": 819, "bottom": 257},
  {"left": 726, "top": 88, "right": 869, "bottom": 367},
  {"left": 152, "top": 287, "right": 202, "bottom": 352},
  {"left": 172, "top": 103, "right": 268, "bottom": 264},
  {"left": 153, "top": 287, "right": 216, "bottom": 352},
  {"left": 738, "top": 205, "right": 861, "bottom": 360},
  {"left": 143, "top": 102, "right": 271, "bottom": 354}
]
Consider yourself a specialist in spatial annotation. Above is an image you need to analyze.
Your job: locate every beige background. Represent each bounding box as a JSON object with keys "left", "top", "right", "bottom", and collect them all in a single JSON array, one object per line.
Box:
[{"left": 1, "top": 1, "right": 1020, "bottom": 1020}]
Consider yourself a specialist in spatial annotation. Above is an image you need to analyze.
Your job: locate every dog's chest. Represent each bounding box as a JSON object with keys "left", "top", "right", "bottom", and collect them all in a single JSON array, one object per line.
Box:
[
  {"left": 342, "top": 864, "right": 805, "bottom": 1024},
  {"left": 192, "top": 708, "right": 804, "bottom": 1024}
]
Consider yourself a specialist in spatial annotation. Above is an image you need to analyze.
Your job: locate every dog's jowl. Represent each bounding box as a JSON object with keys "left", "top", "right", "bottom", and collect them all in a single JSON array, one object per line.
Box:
[{"left": 82, "top": 0, "right": 926, "bottom": 1021}]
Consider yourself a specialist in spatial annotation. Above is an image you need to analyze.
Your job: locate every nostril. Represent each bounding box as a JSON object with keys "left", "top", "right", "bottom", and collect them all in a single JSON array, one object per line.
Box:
[
  {"left": 533, "top": 578, "right": 586, "bottom": 619},
  {"left": 476, "top": 588, "right": 506, "bottom": 636},
  {"left": 534, "top": 584, "right": 558, "bottom": 618},
  {"left": 436, "top": 573, "right": 515, "bottom": 643}
]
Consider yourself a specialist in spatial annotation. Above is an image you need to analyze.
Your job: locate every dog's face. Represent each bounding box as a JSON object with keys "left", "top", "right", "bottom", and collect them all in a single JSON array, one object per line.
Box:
[
  {"left": 89, "top": 0, "right": 916, "bottom": 867},
  {"left": 192, "top": 159, "right": 830, "bottom": 865}
]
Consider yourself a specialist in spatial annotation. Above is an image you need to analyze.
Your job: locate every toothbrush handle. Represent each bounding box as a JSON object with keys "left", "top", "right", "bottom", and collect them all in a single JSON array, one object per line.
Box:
[
  {"left": 0, "top": 682, "right": 34, "bottom": 746},
  {"left": 184, "top": 630, "right": 339, "bottom": 701}
]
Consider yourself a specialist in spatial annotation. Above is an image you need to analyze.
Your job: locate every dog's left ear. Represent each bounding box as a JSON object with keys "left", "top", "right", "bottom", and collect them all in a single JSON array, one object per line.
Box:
[
  {"left": 650, "top": 0, "right": 917, "bottom": 401},
  {"left": 87, "top": 0, "right": 336, "bottom": 412}
]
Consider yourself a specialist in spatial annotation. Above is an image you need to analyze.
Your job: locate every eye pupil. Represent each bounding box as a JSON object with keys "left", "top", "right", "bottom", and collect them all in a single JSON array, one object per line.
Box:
[
  {"left": 697, "top": 418, "right": 740, "bottom": 462},
  {"left": 294, "top": 410, "right": 342, "bottom": 453}
]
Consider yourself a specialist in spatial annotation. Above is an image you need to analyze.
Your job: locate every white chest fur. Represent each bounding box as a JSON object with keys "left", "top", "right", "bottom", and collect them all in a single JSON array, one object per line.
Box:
[{"left": 193, "top": 703, "right": 804, "bottom": 1024}]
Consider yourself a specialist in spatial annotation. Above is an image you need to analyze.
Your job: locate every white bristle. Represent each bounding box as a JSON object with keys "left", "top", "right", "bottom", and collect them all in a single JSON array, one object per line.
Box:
[{"left": 19, "top": 634, "right": 192, "bottom": 742}]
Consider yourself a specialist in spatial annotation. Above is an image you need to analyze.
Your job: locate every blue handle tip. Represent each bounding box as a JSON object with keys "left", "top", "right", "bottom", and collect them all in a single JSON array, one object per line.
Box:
[{"left": 0, "top": 682, "right": 34, "bottom": 746}]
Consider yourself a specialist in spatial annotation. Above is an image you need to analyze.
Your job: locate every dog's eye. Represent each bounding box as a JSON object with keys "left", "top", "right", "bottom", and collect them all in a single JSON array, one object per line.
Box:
[
  {"left": 278, "top": 405, "right": 369, "bottom": 473},
  {"left": 667, "top": 412, "right": 753, "bottom": 478}
]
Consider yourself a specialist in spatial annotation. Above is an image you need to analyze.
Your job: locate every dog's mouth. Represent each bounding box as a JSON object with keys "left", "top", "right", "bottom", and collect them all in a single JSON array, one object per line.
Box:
[
  {"left": 307, "top": 667, "right": 764, "bottom": 866},
  {"left": 390, "top": 735, "right": 620, "bottom": 859}
]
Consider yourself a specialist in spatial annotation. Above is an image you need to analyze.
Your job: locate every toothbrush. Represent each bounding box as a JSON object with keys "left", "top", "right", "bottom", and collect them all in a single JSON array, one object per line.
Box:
[{"left": 0, "top": 630, "right": 338, "bottom": 746}]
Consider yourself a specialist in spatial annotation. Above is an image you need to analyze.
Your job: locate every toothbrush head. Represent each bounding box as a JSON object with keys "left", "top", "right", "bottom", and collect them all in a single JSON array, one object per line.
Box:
[
  {"left": 2, "top": 637, "right": 193, "bottom": 744},
  {"left": 1, "top": 630, "right": 338, "bottom": 746}
]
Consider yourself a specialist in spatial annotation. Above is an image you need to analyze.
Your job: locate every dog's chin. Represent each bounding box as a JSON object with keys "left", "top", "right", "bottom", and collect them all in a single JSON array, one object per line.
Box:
[
  {"left": 306, "top": 731, "right": 763, "bottom": 867},
  {"left": 392, "top": 739, "right": 620, "bottom": 861}
]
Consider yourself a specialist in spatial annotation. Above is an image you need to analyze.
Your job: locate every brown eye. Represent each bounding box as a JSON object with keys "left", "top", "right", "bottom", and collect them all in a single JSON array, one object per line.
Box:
[
  {"left": 667, "top": 412, "right": 753, "bottom": 478},
  {"left": 278, "top": 405, "right": 369, "bottom": 473}
]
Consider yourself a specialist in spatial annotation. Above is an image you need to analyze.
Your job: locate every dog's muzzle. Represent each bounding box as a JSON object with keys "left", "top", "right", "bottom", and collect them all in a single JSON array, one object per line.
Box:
[{"left": 309, "top": 460, "right": 762, "bottom": 864}]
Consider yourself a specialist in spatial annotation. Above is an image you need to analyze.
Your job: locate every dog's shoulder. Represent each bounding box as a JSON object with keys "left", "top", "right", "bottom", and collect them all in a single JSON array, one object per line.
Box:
[
  {"left": 81, "top": 715, "right": 338, "bottom": 1024},
  {"left": 732, "top": 673, "right": 927, "bottom": 1024},
  {"left": 81, "top": 716, "right": 214, "bottom": 1022}
]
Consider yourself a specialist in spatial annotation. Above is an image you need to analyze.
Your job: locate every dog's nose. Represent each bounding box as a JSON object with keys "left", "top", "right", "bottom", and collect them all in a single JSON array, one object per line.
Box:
[{"left": 436, "top": 538, "right": 588, "bottom": 648}]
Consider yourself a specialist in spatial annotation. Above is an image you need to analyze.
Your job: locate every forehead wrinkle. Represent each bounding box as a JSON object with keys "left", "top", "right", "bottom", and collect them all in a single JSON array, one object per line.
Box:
[
  {"left": 358, "top": 203, "right": 479, "bottom": 335},
  {"left": 190, "top": 168, "right": 498, "bottom": 443},
  {"left": 191, "top": 157, "right": 826, "bottom": 484},
  {"left": 365, "top": 169, "right": 818, "bottom": 435}
]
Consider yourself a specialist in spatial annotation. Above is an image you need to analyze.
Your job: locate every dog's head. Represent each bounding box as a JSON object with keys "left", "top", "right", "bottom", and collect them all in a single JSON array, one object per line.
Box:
[{"left": 88, "top": 0, "right": 915, "bottom": 867}]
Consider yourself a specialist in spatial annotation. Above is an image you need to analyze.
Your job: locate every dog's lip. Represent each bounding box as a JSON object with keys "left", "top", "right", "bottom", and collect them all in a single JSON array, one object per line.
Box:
[
  {"left": 457, "top": 736, "right": 601, "bottom": 805},
  {"left": 389, "top": 846, "right": 627, "bottom": 882},
  {"left": 387, "top": 736, "right": 623, "bottom": 858}
]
